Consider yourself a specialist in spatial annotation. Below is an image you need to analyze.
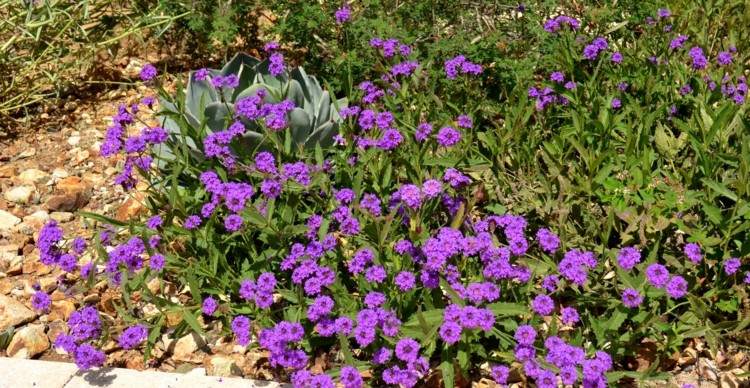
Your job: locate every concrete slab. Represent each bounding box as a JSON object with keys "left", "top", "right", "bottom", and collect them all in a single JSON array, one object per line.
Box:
[
  {"left": 0, "top": 358, "right": 286, "bottom": 388},
  {"left": 0, "top": 357, "right": 78, "bottom": 388}
]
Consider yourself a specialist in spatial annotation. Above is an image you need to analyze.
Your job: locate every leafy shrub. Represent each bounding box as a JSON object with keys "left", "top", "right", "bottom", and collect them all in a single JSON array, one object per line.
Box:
[{"left": 33, "top": 2, "right": 750, "bottom": 388}]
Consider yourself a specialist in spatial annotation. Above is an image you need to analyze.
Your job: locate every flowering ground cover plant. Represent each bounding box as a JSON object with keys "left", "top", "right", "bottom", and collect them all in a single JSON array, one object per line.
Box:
[{"left": 33, "top": 3, "right": 750, "bottom": 388}]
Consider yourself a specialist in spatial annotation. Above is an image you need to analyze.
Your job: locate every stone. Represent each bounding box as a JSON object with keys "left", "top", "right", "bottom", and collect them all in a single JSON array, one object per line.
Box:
[
  {"left": 18, "top": 148, "right": 36, "bottom": 158},
  {"left": 6, "top": 323, "right": 50, "bottom": 358},
  {"left": 46, "top": 176, "right": 91, "bottom": 212},
  {"left": 205, "top": 355, "right": 243, "bottom": 377},
  {"left": 0, "top": 294, "right": 37, "bottom": 331},
  {"left": 4, "top": 185, "right": 34, "bottom": 204},
  {"left": 37, "top": 277, "right": 58, "bottom": 293},
  {"left": 0, "top": 210, "right": 21, "bottom": 231},
  {"left": 68, "top": 135, "right": 81, "bottom": 146},
  {"left": 22, "top": 210, "right": 50, "bottom": 230},
  {"left": 18, "top": 168, "right": 49, "bottom": 185},
  {"left": 171, "top": 332, "right": 206, "bottom": 363},
  {"left": 0, "top": 165, "right": 16, "bottom": 178},
  {"left": 116, "top": 196, "right": 146, "bottom": 221},
  {"left": 22, "top": 257, "right": 47, "bottom": 275},
  {"left": 50, "top": 211, "right": 74, "bottom": 222},
  {"left": 46, "top": 319, "right": 67, "bottom": 343},
  {"left": 52, "top": 168, "right": 69, "bottom": 179},
  {"left": 0, "top": 358, "right": 79, "bottom": 387},
  {"left": 0, "top": 278, "right": 14, "bottom": 294}
]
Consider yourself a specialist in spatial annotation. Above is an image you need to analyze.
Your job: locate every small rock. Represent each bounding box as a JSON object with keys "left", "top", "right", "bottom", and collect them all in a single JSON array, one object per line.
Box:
[
  {"left": 0, "top": 210, "right": 21, "bottom": 231},
  {"left": 4, "top": 186, "right": 35, "bottom": 204},
  {"left": 18, "top": 169, "right": 49, "bottom": 185},
  {"left": 52, "top": 168, "right": 69, "bottom": 179},
  {"left": 68, "top": 136, "right": 81, "bottom": 146},
  {"left": 46, "top": 319, "right": 68, "bottom": 344},
  {"left": 22, "top": 257, "right": 47, "bottom": 275},
  {"left": 172, "top": 333, "right": 206, "bottom": 363},
  {"left": 7, "top": 324, "right": 50, "bottom": 358},
  {"left": 0, "top": 278, "right": 14, "bottom": 294},
  {"left": 0, "top": 165, "right": 16, "bottom": 178},
  {"left": 38, "top": 277, "right": 58, "bottom": 293},
  {"left": 22, "top": 210, "right": 50, "bottom": 230},
  {"left": 46, "top": 176, "right": 91, "bottom": 212},
  {"left": 205, "top": 355, "right": 242, "bottom": 377},
  {"left": 18, "top": 148, "right": 36, "bottom": 158},
  {"left": 116, "top": 196, "right": 146, "bottom": 221},
  {"left": 50, "top": 212, "right": 74, "bottom": 223},
  {"left": 0, "top": 294, "right": 38, "bottom": 331}
]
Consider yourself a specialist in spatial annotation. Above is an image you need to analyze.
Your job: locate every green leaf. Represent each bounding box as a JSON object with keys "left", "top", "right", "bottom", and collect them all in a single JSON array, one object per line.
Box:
[
  {"left": 181, "top": 308, "right": 205, "bottom": 336},
  {"left": 439, "top": 354, "right": 455, "bottom": 388}
]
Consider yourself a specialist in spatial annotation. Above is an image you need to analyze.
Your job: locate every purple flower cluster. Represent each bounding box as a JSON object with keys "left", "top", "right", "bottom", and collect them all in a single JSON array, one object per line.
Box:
[
  {"left": 239, "top": 272, "right": 277, "bottom": 309},
  {"left": 54, "top": 306, "right": 105, "bottom": 370},
  {"left": 369, "top": 38, "right": 412, "bottom": 59},
  {"left": 583, "top": 37, "right": 608, "bottom": 60},
  {"left": 444, "top": 55, "right": 483, "bottom": 79},
  {"left": 558, "top": 249, "right": 597, "bottom": 286},
  {"left": 118, "top": 324, "right": 148, "bottom": 350},
  {"left": 617, "top": 246, "right": 641, "bottom": 270},
  {"left": 439, "top": 304, "right": 495, "bottom": 344},
  {"left": 543, "top": 15, "right": 580, "bottom": 33},
  {"left": 334, "top": 5, "right": 351, "bottom": 24},
  {"left": 259, "top": 321, "right": 308, "bottom": 369}
]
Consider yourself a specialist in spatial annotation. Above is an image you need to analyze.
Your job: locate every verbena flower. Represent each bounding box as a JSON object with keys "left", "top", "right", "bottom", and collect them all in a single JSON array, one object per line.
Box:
[
  {"left": 31, "top": 290, "right": 51, "bottom": 311},
  {"left": 139, "top": 64, "right": 157, "bottom": 82},
  {"left": 621, "top": 288, "right": 644, "bottom": 308},
  {"left": 724, "top": 257, "right": 741, "bottom": 275},
  {"left": 684, "top": 242, "right": 702, "bottom": 264},
  {"left": 617, "top": 246, "right": 641, "bottom": 270},
  {"left": 666, "top": 276, "right": 688, "bottom": 299},
  {"left": 202, "top": 296, "right": 218, "bottom": 316},
  {"left": 118, "top": 324, "right": 148, "bottom": 350},
  {"left": 334, "top": 5, "right": 351, "bottom": 24}
]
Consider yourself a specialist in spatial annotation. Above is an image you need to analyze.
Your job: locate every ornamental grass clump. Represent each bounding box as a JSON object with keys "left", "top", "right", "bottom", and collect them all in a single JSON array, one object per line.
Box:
[{"left": 37, "top": 4, "right": 749, "bottom": 388}]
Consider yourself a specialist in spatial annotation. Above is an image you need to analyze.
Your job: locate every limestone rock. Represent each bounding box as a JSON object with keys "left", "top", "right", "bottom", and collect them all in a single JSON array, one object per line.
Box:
[
  {"left": 171, "top": 332, "right": 206, "bottom": 363},
  {"left": 0, "top": 210, "right": 21, "bottom": 231},
  {"left": 205, "top": 355, "right": 242, "bottom": 377},
  {"left": 4, "top": 186, "right": 35, "bottom": 204},
  {"left": 7, "top": 324, "right": 50, "bottom": 358},
  {"left": 18, "top": 169, "right": 49, "bottom": 185},
  {"left": 0, "top": 294, "right": 37, "bottom": 331}
]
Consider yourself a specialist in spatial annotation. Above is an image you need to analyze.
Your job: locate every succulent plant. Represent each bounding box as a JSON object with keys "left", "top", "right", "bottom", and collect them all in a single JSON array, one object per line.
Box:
[{"left": 158, "top": 53, "right": 347, "bottom": 158}]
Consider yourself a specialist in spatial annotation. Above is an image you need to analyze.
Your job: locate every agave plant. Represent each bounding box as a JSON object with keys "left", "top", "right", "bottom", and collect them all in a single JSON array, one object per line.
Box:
[{"left": 158, "top": 53, "right": 347, "bottom": 158}]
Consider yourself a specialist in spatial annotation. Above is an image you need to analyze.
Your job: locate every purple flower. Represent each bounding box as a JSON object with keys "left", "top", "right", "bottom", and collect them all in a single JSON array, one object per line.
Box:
[
  {"left": 491, "top": 364, "right": 509, "bottom": 385},
  {"left": 724, "top": 258, "right": 741, "bottom": 275},
  {"left": 560, "top": 306, "right": 579, "bottom": 325},
  {"left": 118, "top": 324, "right": 148, "bottom": 350},
  {"left": 436, "top": 126, "right": 461, "bottom": 147},
  {"left": 456, "top": 115, "right": 473, "bottom": 128},
  {"left": 269, "top": 52, "right": 285, "bottom": 76},
  {"left": 439, "top": 321, "right": 462, "bottom": 344},
  {"left": 536, "top": 228, "right": 560, "bottom": 253},
  {"left": 621, "top": 288, "right": 644, "bottom": 308},
  {"left": 184, "top": 215, "right": 201, "bottom": 230},
  {"left": 340, "top": 365, "right": 362, "bottom": 388},
  {"left": 202, "top": 296, "right": 218, "bottom": 316},
  {"left": 334, "top": 6, "right": 351, "bottom": 24},
  {"left": 617, "top": 246, "right": 641, "bottom": 270},
  {"left": 139, "top": 64, "right": 157, "bottom": 82},
  {"left": 717, "top": 51, "right": 733, "bottom": 66},
  {"left": 666, "top": 276, "right": 687, "bottom": 299},
  {"left": 550, "top": 71, "right": 565, "bottom": 83},
  {"left": 688, "top": 46, "right": 708, "bottom": 69},
  {"left": 684, "top": 242, "right": 702, "bottom": 264},
  {"left": 657, "top": 8, "right": 671, "bottom": 18},
  {"left": 611, "top": 98, "right": 622, "bottom": 109},
  {"left": 146, "top": 215, "right": 163, "bottom": 229},
  {"left": 646, "top": 263, "right": 669, "bottom": 288},
  {"left": 149, "top": 254, "right": 165, "bottom": 271},
  {"left": 531, "top": 294, "right": 554, "bottom": 316},
  {"left": 394, "top": 271, "right": 416, "bottom": 291},
  {"left": 670, "top": 35, "right": 689, "bottom": 50},
  {"left": 415, "top": 122, "right": 433, "bottom": 141},
  {"left": 73, "top": 344, "right": 105, "bottom": 370},
  {"left": 31, "top": 291, "right": 51, "bottom": 311},
  {"left": 232, "top": 315, "right": 252, "bottom": 346},
  {"left": 224, "top": 214, "right": 243, "bottom": 232},
  {"left": 397, "top": 184, "right": 423, "bottom": 209},
  {"left": 395, "top": 338, "right": 420, "bottom": 362},
  {"left": 515, "top": 324, "right": 537, "bottom": 345},
  {"left": 611, "top": 52, "right": 623, "bottom": 64}
]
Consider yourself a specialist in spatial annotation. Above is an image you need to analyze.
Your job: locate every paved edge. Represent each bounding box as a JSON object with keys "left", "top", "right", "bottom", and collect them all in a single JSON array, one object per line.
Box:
[{"left": 0, "top": 357, "right": 287, "bottom": 388}]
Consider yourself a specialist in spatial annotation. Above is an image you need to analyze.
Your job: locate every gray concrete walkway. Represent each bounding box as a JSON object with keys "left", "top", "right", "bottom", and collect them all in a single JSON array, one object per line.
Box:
[{"left": 0, "top": 358, "right": 284, "bottom": 388}]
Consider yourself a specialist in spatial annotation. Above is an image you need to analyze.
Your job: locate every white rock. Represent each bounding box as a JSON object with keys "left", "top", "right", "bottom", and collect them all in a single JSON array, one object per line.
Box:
[
  {"left": 50, "top": 212, "right": 74, "bottom": 223},
  {"left": 0, "top": 210, "right": 21, "bottom": 231},
  {"left": 4, "top": 186, "right": 35, "bottom": 204},
  {"left": 51, "top": 168, "right": 69, "bottom": 179},
  {"left": 67, "top": 136, "right": 81, "bottom": 146},
  {"left": 18, "top": 169, "right": 49, "bottom": 185}
]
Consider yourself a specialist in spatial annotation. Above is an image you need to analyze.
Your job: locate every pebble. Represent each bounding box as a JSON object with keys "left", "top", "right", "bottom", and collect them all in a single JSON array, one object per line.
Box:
[
  {"left": 0, "top": 210, "right": 21, "bottom": 231},
  {"left": 0, "top": 294, "right": 37, "bottom": 331},
  {"left": 18, "top": 169, "right": 49, "bottom": 185},
  {"left": 4, "top": 186, "right": 35, "bottom": 204},
  {"left": 6, "top": 323, "right": 50, "bottom": 358},
  {"left": 50, "top": 212, "right": 74, "bottom": 222}
]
